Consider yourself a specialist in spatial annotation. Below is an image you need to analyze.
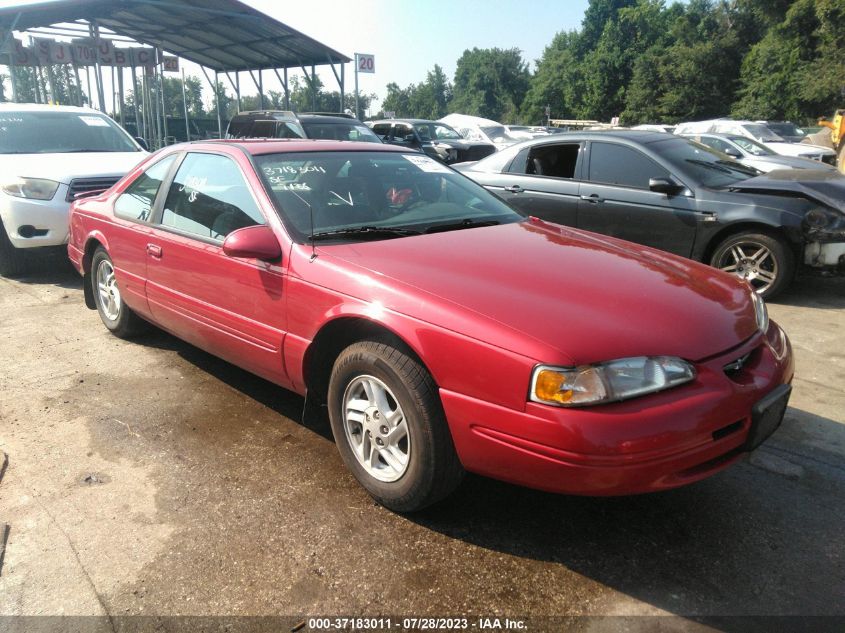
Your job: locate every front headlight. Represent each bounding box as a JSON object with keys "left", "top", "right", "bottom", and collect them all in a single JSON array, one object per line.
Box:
[
  {"left": 530, "top": 356, "right": 696, "bottom": 407},
  {"left": 1, "top": 177, "right": 60, "bottom": 200},
  {"left": 751, "top": 291, "right": 769, "bottom": 333}
]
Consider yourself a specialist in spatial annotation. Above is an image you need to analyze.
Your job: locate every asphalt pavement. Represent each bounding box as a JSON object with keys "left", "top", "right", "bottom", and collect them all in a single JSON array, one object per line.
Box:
[{"left": 0, "top": 262, "right": 843, "bottom": 632}]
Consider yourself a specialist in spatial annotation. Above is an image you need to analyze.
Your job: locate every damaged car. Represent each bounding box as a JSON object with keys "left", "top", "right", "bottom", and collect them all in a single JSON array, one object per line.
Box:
[
  {"left": 456, "top": 130, "right": 845, "bottom": 298},
  {"left": 369, "top": 119, "right": 496, "bottom": 164}
]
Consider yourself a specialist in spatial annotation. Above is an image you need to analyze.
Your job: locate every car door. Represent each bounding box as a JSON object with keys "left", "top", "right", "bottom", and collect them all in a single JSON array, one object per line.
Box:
[
  {"left": 578, "top": 141, "right": 698, "bottom": 257},
  {"left": 144, "top": 150, "right": 290, "bottom": 385},
  {"left": 108, "top": 153, "right": 180, "bottom": 319},
  {"left": 483, "top": 141, "right": 583, "bottom": 226}
]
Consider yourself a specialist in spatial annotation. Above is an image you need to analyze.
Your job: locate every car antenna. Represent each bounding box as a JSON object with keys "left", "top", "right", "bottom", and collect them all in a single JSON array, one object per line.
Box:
[{"left": 290, "top": 190, "right": 317, "bottom": 261}]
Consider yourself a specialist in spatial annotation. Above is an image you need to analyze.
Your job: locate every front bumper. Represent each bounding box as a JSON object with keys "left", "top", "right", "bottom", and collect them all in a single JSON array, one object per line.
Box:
[
  {"left": 0, "top": 187, "right": 72, "bottom": 249},
  {"left": 441, "top": 323, "right": 793, "bottom": 496},
  {"left": 804, "top": 241, "right": 845, "bottom": 273}
]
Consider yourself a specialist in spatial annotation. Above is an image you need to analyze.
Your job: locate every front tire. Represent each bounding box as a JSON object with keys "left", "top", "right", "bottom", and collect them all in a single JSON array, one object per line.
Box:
[
  {"left": 0, "top": 219, "right": 29, "bottom": 277},
  {"left": 91, "top": 247, "right": 148, "bottom": 338},
  {"left": 710, "top": 231, "right": 795, "bottom": 299},
  {"left": 327, "top": 341, "right": 463, "bottom": 512}
]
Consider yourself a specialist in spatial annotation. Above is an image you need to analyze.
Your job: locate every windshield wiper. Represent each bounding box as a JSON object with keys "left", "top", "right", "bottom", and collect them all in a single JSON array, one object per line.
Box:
[
  {"left": 425, "top": 219, "right": 500, "bottom": 234},
  {"left": 310, "top": 226, "right": 422, "bottom": 241}
]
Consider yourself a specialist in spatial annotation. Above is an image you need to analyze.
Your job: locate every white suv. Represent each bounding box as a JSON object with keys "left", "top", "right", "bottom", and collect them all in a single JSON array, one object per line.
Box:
[{"left": 0, "top": 103, "right": 147, "bottom": 276}]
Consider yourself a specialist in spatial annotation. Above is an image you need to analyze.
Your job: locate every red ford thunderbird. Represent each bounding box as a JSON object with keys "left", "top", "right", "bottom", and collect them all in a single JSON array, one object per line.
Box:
[{"left": 68, "top": 140, "right": 794, "bottom": 512}]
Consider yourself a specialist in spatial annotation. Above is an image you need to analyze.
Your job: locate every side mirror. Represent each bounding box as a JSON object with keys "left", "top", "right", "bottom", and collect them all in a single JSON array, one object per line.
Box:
[
  {"left": 222, "top": 225, "right": 282, "bottom": 262},
  {"left": 649, "top": 177, "right": 683, "bottom": 195},
  {"left": 404, "top": 134, "right": 417, "bottom": 144},
  {"left": 723, "top": 147, "right": 742, "bottom": 159},
  {"left": 134, "top": 136, "right": 149, "bottom": 151}
]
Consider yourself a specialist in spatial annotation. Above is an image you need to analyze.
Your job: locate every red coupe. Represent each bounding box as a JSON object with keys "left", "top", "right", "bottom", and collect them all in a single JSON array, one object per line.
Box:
[{"left": 68, "top": 140, "right": 794, "bottom": 512}]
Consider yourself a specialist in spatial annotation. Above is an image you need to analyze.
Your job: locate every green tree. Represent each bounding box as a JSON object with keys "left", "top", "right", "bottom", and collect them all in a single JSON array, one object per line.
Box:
[
  {"left": 520, "top": 31, "right": 583, "bottom": 123},
  {"left": 451, "top": 47, "right": 530, "bottom": 122},
  {"left": 732, "top": 0, "right": 833, "bottom": 120},
  {"left": 381, "top": 82, "right": 413, "bottom": 117}
]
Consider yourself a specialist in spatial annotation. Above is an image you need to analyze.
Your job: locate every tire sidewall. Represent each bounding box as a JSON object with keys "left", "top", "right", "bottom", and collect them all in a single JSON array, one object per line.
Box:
[{"left": 327, "top": 345, "right": 436, "bottom": 506}]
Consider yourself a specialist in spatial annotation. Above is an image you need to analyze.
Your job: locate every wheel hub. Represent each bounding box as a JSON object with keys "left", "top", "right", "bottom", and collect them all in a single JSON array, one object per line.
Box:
[{"left": 343, "top": 375, "right": 410, "bottom": 482}]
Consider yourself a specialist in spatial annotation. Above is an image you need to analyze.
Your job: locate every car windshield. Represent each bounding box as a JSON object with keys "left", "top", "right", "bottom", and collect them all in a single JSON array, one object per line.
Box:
[
  {"left": 728, "top": 136, "right": 775, "bottom": 156},
  {"left": 480, "top": 125, "right": 518, "bottom": 143},
  {"left": 741, "top": 123, "right": 784, "bottom": 143},
  {"left": 767, "top": 122, "right": 804, "bottom": 137},
  {"left": 0, "top": 110, "right": 140, "bottom": 154},
  {"left": 652, "top": 137, "right": 761, "bottom": 188},
  {"left": 301, "top": 121, "right": 382, "bottom": 143},
  {"left": 256, "top": 151, "right": 523, "bottom": 242},
  {"left": 414, "top": 123, "right": 463, "bottom": 141}
]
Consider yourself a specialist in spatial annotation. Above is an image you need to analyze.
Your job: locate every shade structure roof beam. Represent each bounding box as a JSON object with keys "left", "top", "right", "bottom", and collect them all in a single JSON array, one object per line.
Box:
[{"left": 0, "top": 0, "right": 351, "bottom": 72}]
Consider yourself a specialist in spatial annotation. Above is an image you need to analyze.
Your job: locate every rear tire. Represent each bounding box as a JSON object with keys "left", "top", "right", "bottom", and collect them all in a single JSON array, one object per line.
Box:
[
  {"left": 327, "top": 340, "right": 464, "bottom": 512},
  {"left": 710, "top": 231, "right": 795, "bottom": 299},
  {"left": 0, "top": 219, "right": 30, "bottom": 277},
  {"left": 91, "top": 247, "right": 148, "bottom": 338}
]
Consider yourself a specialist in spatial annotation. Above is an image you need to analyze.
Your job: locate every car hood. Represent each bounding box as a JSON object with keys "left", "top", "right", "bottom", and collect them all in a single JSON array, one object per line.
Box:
[
  {"left": 764, "top": 141, "right": 834, "bottom": 157},
  {"left": 428, "top": 139, "right": 492, "bottom": 150},
  {"left": 730, "top": 170, "right": 845, "bottom": 213},
  {"left": 318, "top": 220, "right": 758, "bottom": 364},
  {"left": 745, "top": 154, "right": 836, "bottom": 171},
  {"left": 0, "top": 151, "right": 147, "bottom": 184}
]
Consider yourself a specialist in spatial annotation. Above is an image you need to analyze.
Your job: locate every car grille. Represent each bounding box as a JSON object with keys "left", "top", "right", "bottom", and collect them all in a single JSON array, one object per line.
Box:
[
  {"left": 723, "top": 352, "right": 752, "bottom": 377},
  {"left": 66, "top": 177, "right": 121, "bottom": 202}
]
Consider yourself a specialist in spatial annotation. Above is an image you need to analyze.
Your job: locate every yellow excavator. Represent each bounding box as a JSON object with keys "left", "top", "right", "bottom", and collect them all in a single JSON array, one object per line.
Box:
[{"left": 817, "top": 109, "right": 845, "bottom": 173}]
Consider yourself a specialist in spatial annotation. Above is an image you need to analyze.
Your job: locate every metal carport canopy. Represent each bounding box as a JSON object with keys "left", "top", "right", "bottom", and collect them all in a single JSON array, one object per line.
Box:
[{"left": 0, "top": 0, "right": 351, "bottom": 71}]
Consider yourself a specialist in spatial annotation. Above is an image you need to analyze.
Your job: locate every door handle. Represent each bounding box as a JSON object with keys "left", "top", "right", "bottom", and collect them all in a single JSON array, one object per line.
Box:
[
  {"left": 504, "top": 185, "right": 524, "bottom": 193},
  {"left": 146, "top": 243, "right": 162, "bottom": 258},
  {"left": 580, "top": 194, "right": 604, "bottom": 203}
]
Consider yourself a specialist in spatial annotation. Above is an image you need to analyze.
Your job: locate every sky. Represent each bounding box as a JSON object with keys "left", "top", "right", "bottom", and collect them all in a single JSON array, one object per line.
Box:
[{"left": 0, "top": 0, "right": 592, "bottom": 115}]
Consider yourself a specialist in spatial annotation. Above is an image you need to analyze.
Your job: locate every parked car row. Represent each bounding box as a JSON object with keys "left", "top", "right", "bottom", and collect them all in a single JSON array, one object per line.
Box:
[{"left": 7, "top": 101, "right": 841, "bottom": 514}]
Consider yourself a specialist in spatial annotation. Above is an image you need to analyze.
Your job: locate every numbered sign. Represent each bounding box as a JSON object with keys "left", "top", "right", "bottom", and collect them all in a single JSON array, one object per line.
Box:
[
  {"left": 162, "top": 56, "right": 179, "bottom": 72},
  {"left": 355, "top": 53, "right": 375, "bottom": 74}
]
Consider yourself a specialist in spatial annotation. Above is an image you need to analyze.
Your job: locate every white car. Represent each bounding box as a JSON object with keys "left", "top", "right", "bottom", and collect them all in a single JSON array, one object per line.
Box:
[
  {"left": 674, "top": 119, "right": 835, "bottom": 164},
  {"left": 682, "top": 133, "right": 837, "bottom": 173},
  {"left": 0, "top": 103, "right": 147, "bottom": 276},
  {"left": 438, "top": 113, "right": 520, "bottom": 150}
]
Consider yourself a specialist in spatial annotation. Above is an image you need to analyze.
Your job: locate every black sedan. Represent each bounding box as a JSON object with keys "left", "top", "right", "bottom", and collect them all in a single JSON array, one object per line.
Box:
[
  {"left": 370, "top": 119, "right": 496, "bottom": 165},
  {"left": 456, "top": 130, "right": 845, "bottom": 298}
]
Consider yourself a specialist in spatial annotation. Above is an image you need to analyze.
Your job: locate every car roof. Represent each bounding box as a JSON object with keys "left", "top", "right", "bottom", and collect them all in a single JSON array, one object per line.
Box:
[
  {"left": 0, "top": 103, "right": 108, "bottom": 115},
  {"left": 371, "top": 118, "right": 443, "bottom": 125},
  {"left": 518, "top": 129, "right": 677, "bottom": 145},
  {"left": 182, "top": 139, "right": 409, "bottom": 156},
  {"left": 297, "top": 114, "right": 362, "bottom": 124}
]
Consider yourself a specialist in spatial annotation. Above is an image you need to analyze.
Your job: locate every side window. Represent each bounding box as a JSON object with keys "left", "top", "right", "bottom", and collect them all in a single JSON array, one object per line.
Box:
[
  {"left": 698, "top": 137, "right": 732, "bottom": 153},
  {"left": 160, "top": 153, "right": 265, "bottom": 241},
  {"left": 372, "top": 123, "right": 392, "bottom": 137},
  {"left": 114, "top": 155, "right": 176, "bottom": 221},
  {"left": 588, "top": 142, "right": 669, "bottom": 189},
  {"left": 526, "top": 143, "right": 580, "bottom": 178},
  {"left": 393, "top": 123, "right": 413, "bottom": 141}
]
